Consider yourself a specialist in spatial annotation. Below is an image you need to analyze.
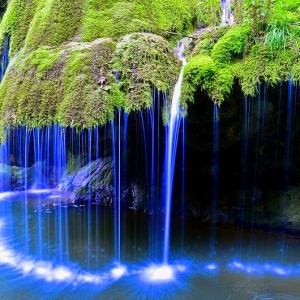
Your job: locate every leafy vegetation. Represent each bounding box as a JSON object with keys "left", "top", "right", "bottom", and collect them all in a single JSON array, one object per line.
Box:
[
  {"left": 0, "top": 0, "right": 300, "bottom": 136},
  {"left": 183, "top": 0, "right": 300, "bottom": 104}
]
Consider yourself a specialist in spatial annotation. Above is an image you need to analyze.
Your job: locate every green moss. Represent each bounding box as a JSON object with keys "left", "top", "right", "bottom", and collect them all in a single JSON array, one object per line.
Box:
[
  {"left": 232, "top": 43, "right": 296, "bottom": 96},
  {"left": 184, "top": 0, "right": 300, "bottom": 103},
  {"left": 83, "top": 0, "right": 198, "bottom": 42},
  {"left": 198, "top": 0, "right": 221, "bottom": 27},
  {"left": 150, "top": 0, "right": 199, "bottom": 34},
  {"left": 211, "top": 25, "right": 251, "bottom": 65},
  {"left": 0, "top": 0, "right": 37, "bottom": 55},
  {"left": 183, "top": 54, "right": 234, "bottom": 103},
  {"left": 83, "top": 1, "right": 152, "bottom": 41},
  {"left": 0, "top": 38, "right": 118, "bottom": 130},
  {"left": 25, "top": 0, "right": 86, "bottom": 50},
  {"left": 56, "top": 39, "right": 117, "bottom": 128},
  {"left": 111, "top": 33, "right": 181, "bottom": 110},
  {"left": 2, "top": 0, "right": 300, "bottom": 133}
]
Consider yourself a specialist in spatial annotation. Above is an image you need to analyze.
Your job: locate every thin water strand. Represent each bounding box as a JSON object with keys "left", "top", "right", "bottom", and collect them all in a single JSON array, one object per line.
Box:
[{"left": 163, "top": 44, "right": 186, "bottom": 264}]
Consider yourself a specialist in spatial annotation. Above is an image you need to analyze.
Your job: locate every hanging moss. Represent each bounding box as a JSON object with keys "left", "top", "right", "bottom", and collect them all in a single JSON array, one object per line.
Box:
[
  {"left": 183, "top": 54, "right": 234, "bottom": 103},
  {"left": 0, "top": 0, "right": 200, "bottom": 139},
  {"left": 0, "top": 39, "right": 117, "bottom": 132},
  {"left": 183, "top": 0, "right": 300, "bottom": 104},
  {"left": 111, "top": 33, "right": 181, "bottom": 111},
  {"left": 2, "top": 0, "right": 300, "bottom": 137},
  {"left": 0, "top": 0, "right": 37, "bottom": 55},
  {"left": 57, "top": 39, "right": 117, "bottom": 128}
]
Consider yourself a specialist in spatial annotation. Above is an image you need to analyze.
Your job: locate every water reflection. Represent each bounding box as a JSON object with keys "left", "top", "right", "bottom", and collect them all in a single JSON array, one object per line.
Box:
[{"left": 0, "top": 192, "right": 300, "bottom": 299}]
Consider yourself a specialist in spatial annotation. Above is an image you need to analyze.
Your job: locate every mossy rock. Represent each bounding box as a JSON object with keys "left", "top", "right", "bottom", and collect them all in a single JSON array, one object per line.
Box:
[{"left": 111, "top": 33, "right": 181, "bottom": 110}]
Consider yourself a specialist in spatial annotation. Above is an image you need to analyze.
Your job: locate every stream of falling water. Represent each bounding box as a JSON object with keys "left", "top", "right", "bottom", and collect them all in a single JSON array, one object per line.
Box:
[{"left": 163, "top": 43, "right": 186, "bottom": 265}]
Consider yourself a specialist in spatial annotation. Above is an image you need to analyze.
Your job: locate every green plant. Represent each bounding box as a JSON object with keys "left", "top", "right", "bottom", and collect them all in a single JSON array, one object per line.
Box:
[
  {"left": 211, "top": 25, "right": 251, "bottom": 64},
  {"left": 198, "top": 0, "right": 221, "bottom": 27},
  {"left": 264, "top": 19, "right": 293, "bottom": 51}
]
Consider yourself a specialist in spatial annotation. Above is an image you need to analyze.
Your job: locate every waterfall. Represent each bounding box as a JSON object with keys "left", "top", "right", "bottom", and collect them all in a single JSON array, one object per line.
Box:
[
  {"left": 221, "top": 0, "right": 234, "bottom": 25},
  {"left": 0, "top": 35, "right": 9, "bottom": 80},
  {"left": 163, "top": 42, "right": 186, "bottom": 264}
]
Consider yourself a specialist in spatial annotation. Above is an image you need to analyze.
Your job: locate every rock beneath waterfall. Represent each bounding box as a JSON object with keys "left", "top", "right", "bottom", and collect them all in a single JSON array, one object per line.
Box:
[
  {"left": 242, "top": 187, "right": 300, "bottom": 235},
  {"left": 66, "top": 157, "right": 114, "bottom": 204},
  {"left": 68, "top": 157, "right": 113, "bottom": 190},
  {"left": 65, "top": 157, "right": 147, "bottom": 210}
]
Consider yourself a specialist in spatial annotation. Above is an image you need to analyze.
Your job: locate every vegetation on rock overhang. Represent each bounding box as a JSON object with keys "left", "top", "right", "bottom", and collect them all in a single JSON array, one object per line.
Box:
[
  {"left": 0, "top": 0, "right": 37, "bottom": 55},
  {"left": 24, "top": 0, "right": 86, "bottom": 51},
  {"left": 0, "top": 32, "right": 180, "bottom": 140},
  {"left": 0, "top": 38, "right": 117, "bottom": 136},
  {"left": 83, "top": 0, "right": 199, "bottom": 42},
  {"left": 0, "top": 0, "right": 199, "bottom": 55},
  {"left": 111, "top": 33, "right": 181, "bottom": 111},
  {"left": 0, "top": 0, "right": 198, "bottom": 136},
  {"left": 183, "top": 0, "right": 300, "bottom": 104}
]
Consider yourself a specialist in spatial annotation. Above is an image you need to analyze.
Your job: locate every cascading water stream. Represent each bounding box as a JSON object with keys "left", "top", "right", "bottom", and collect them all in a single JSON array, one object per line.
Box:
[
  {"left": 163, "top": 43, "right": 186, "bottom": 265},
  {"left": 210, "top": 102, "right": 219, "bottom": 257},
  {"left": 221, "top": 0, "right": 234, "bottom": 25},
  {"left": 0, "top": 35, "right": 9, "bottom": 80}
]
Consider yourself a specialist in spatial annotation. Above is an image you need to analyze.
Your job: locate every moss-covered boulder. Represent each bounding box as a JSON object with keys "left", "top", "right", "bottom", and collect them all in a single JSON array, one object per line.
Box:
[
  {"left": 183, "top": 1, "right": 300, "bottom": 104},
  {"left": 0, "top": 0, "right": 198, "bottom": 140}
]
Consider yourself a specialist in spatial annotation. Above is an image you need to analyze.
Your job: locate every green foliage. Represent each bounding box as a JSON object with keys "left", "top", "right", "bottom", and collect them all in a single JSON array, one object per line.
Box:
[
  {"left": 83, "top": 0, "right": 199, "bottom": 41},
  {"left": 183, "top": 54, "right": 234, "bottom": 103},
  {"left": 25, "top": 0, "right": 86, "bottom": 50},
  {"left": 263, "top": 1, "right": 297, "bottom": 52},
  {"left": 0, "top": 0, "right": 37, "bottom": 55},
  {"left": 211, "top": 25, "right": 251, "bottom": 64},
  {"left": 264, "top": 19, "right": 293, "bottom": 51},
  {"left": 184, "top": 0, "right": 300, "bottom": 102},
  {"left": 111, "top": 33, "right": 181, "bottom": 110},
  {"left": 198, "top": 0, "right": 221, "bottom": 27},
  {"left": 243, "top": 0, "right": 274, "bottom": 30}
]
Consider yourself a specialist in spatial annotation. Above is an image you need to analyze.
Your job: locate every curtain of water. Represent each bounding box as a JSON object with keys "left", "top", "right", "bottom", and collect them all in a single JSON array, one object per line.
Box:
[
  {"left": 210, "top": 103, "right": 219, "bottom": 257},
  {"left": 163, "top": 45, "right": 186, "bottom": 264},
  {"left": 284, "top": 80, "right": 294, "bottom": 190},
  {"left": 24, "top": 128, "right": 31, "bottom": 253},
  {"left": 237, "top": 96, "right": 250, "bottom": 256},
  {"left": 118, "top": 110, "right": 121, "bottom": 265},
  {"left": 0, "top": 36, "right": 10, "bottom": 192},
  {"left": 180, "top": 117, "right": 186, "bottom": 252}
]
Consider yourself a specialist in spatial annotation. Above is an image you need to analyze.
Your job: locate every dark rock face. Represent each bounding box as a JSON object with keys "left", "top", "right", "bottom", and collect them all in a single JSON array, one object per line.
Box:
[{"left": 64, "top": 157, "right": 147, "bottom": 210}]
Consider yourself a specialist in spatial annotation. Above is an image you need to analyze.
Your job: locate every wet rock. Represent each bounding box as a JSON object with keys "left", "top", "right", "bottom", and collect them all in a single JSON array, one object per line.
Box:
[
  {"left": 66, "top": 157, "right": 114, "bottom": 204},
  {"left": 122, "top": 182, "right": 147, "bottom": 210},
  {"left": 66, "top": 158, "right": 147, "bottom": 210}
]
